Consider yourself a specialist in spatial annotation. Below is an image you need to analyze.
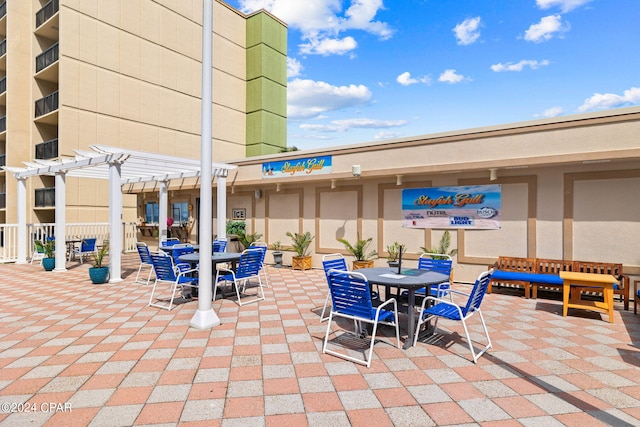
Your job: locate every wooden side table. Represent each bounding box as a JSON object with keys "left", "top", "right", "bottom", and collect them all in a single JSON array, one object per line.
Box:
[{"left": 559, "top": 271, "right": 618, "bottom": 323}]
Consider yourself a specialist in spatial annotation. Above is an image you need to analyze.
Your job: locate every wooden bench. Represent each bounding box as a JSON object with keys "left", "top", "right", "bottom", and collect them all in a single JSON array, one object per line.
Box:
[{"left": 489, "top": 256, "right": 629, "bottom": 311}]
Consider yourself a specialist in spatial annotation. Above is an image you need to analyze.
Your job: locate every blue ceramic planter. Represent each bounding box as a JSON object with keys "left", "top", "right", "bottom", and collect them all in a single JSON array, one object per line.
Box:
[
  {"left": 42, "top": 258, "right": 55, "bottom": 271},
  {"left": 89, "top": 267, "right": 109, "bottom": 284}
]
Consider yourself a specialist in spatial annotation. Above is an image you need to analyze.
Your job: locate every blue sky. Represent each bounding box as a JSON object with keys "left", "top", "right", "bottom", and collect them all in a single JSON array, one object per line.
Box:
[{"left": 228, "top": 0, "right": 640, "bottom": 150}]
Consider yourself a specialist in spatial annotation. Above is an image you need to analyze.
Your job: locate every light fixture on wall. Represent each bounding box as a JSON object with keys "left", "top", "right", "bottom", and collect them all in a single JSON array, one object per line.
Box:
[
  {"left": 255, "top": 189, "right": 261, "bottom": 199},
  {"left": 276, "top": 183, "right": 282, "bottom": 192},
  {"left": 396, "top": 175, "right": 403, "bottom": 186},
  {"left": 330, "top": 179, "right": 336, "bottom": 189},
  {"left": 352, "top": 165, "right": 361, "bottom": 177},
  {"left": 489, "top": 168, "right": 498, "bottom": 181},
  {"left": 231, "top": 186, "right": 235, "bottom": 194}
]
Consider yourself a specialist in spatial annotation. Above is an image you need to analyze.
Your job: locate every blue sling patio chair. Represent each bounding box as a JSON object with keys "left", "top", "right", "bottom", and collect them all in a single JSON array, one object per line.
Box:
[
  {"left": 214, "top": 248, "right": 265, "bottom": 306},
  {"left": 149, "top": 252, "right": 198, "bottom": 311},
  {"left": 73, "top": 238, "right": 97, "bottom": 264},
  {"left": 413, "top": 269, "right": 493, "bottom": 363},
  {"left": 171, "top": 243, "right": 194, "bottom": 261},
  {"left": 320, "top": 253, "right": 348, "bottom": 322},
  {"left": 323, "top": 269, "right": 400, "bottom": 368},
  {"left": 135, "top": 242, "right": 155, "bottom": 285},
  {"left": 31, "top": 240, "right": 46, "bottom": 265},
  {"left": 416, "top": 253, "right": 453, "bottom": 299}
]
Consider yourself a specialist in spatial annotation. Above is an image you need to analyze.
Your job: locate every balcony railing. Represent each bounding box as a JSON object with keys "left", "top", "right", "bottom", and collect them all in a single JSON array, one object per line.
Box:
[
  {"left": 36, "top": 0, "right": 59, "bottom": 28},
  {"left": 0, "top": 39, "right": 6, "bottom": 58},
  {"left": 0, "top": 115, "right": 5, "bottom": 132},
  {"left": 35, "top": 138, "right": 58, "bottom": 160},
  {"left": 0, "top": 76, "right": 5, "bottom": 94},
  {"left": 35, "top": 187, "right": 55, "bottom": 208},
  {"left": 0, "top": 192, "right": 5, "bottom": 209},
  {"left": 0, "top": 1, "right": 6, "bottom": 20},
  {"left": 36, "top": 43, "right": 59, "bottom": 73},
  {"left": 0, "top": 153, "right": 5, "bottom": 167},
  {"left": 35, "top": 91, "right": 58, "bottom": 117}
]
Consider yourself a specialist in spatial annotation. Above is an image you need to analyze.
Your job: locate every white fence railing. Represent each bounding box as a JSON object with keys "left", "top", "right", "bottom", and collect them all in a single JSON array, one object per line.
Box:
[{"left": 0, "top": 222, "right": 138, "bottom": 263}]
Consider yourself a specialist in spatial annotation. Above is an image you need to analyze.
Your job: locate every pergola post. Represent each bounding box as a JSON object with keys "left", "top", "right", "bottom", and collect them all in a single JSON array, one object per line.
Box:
[
  {"left": 191, "top": 0, "right": 220, "bottom": 329},
  {"left": 109, "top": 161, "right": 123, "bottom": 283},
  {"left": 16, "top": 177, "right": 27, "bottom": 264},
  {"left": 158, "top": 180, "right": 168, "bottom": 245},
  {"left": 54, "top": 172, "right": 67, "bottom": 272}
]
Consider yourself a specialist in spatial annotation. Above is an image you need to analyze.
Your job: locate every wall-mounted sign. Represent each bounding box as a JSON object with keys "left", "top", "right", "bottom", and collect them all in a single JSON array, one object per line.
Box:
[
  {"left": 232, "top": 208, "right": 246, "bottom": 220},
  {"left": 262, "top": 155, "right": 332, "bottom": 179},
  {"left": 402, "top": 185, "right": 502, "bottom": 229}
]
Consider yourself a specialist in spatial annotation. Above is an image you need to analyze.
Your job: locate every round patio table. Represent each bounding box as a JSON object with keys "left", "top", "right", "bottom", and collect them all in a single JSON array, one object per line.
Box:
[
  {"left": 355, "top": 267, "right": 449, "bottom": 349},
  {"left": 178, "top": 252, "right": 242, "bottom": 299}
]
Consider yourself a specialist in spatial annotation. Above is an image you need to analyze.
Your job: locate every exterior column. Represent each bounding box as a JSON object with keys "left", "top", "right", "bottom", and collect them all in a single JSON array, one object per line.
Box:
[
  {"left": 108, "top": 161, "right": 123, "bottom": 283},
  {"left": 216, "top": 175, "right": 226, "bottom": 240},
  {"left": 54, "top": 172, "right": 67, "bottom": 272},
  {"left": 191, "top": 0, "right": 220, "bottom": 329},
  {"left": 16, "top": 177, "right": 27, "bottom": 264},
  {"left": 158, "top": 180, "right": 168, "bottom": 245}
]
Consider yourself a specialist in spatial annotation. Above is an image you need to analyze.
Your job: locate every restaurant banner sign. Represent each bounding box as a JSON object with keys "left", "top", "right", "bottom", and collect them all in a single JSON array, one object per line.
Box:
[
  {"left": 262, "top": 155, "right": 332, "bottom": 179},
  {"left": 402, "top": 185, "right": 502, "bottom": 229}
]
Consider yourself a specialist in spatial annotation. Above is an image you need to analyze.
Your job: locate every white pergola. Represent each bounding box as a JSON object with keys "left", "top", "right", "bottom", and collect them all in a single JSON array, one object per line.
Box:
[{"left": 4, "top": 145, "right": 236, "bottom": 276}]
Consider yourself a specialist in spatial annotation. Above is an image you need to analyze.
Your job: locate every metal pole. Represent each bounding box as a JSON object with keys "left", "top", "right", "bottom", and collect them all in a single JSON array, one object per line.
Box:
[{"left": 191, "top": 0, "right": 220, "bottom": 329}]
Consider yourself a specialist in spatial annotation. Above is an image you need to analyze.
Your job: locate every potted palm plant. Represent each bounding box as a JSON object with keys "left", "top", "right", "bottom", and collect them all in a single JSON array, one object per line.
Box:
[
  {"left": 270, "top": 241, "right": 283, "bottom": 268},
  {"left": 420, "top": 230, "right": 458, "bottom": 260},
  {"left": 286, "top": 231, "right": 314, "bottom": 270},
  {"left": 37, "top": 239, "right": 56, "bottom": 271},
  {"left": 89, "top": 244, "right": 110, "bottom": 284},
  {"left": 386, "top": 241, "right": 406, "bottom": 268},
  {"left": 337, "top": 234, "right": 377, "bottom": 270}
]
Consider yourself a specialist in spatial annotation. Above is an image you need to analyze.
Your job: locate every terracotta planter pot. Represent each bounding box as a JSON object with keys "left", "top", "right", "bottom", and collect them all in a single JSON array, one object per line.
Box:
[
  {"left": 352, "top": 260, "right": 374, "bottom": 270},
  {"left": 292, "top": 256, "right": 312, "bottom": 271}
]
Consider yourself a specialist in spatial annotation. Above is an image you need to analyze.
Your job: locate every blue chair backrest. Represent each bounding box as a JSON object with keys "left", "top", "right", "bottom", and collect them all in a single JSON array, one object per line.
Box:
[
  {"left": 213, "top": 239, "right": 227, "bottom": 253},
  {"left": 81, "top": 238, "right": 97, "bottom": 251},
  {"left": 249, "top": 243, "right": 267, "bottom": 264},
  {"left": 172, "top": 245, "right": 194, "bottom": 260},
  {"left": 151, "top": 253, "right": 178, "bottom": 282},
  {"left": 161, "top": 238, "right": 180, "bottom": 248},
  {"left": 322, "top": 255, "right": 347, "bottom": 281},
  {"left": 326, "top": 269, "right": 375, "bottom": 320},
  {"left": 235, "top": 249, "right": 263, "bottom": 279},
  {"left": 137, "top": 243, "right": 152, "bottom": 264},
  {"left": 461, "top": 270, "right": 492, "bottom": 316},
  {"left": 418, "top": 256, "right": 452, "bottom": 278}
]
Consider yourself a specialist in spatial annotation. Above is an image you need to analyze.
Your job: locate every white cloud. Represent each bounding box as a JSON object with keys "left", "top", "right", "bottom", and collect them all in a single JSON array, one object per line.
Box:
[
  {"left": 300, "top": 117, "right": 407, "bottom": 132},
  {"left": 287, "top": 58, "right": 303, "bottom": 78},
  {"left": 524, "top": 15, "right": 570, "bottom": 43},
  {"left": 453, "top": 17, "right": 482, "bottom": 45},
  {"left": 536, "top": 0, "right": 592, "bottom": 13},
  {"left": 540, "top": 106, "right": 564, "bottom": 117},
  {"left": 237, "top": 0, "right": 393, "bottom": 56},
  {"left": 299, "top": 36, "right": 357, "bottom": 56},
  {"left": 287, "top": 78, "right": 372, "bottom": 119},
  {"left": 374, "top": 130, "right": 404, "bottom": 140},
  {"left": 396, "top": 72, "right": 431, "bottom": 86},
  {"left": 438, "top": 69, "right": 466, "bottom": 84},
  {"left": 491, "top": 59, "right": 550, "bottom": 72},
  {"left": 577, "top": 87, "right": 640, "bottom": 112}
]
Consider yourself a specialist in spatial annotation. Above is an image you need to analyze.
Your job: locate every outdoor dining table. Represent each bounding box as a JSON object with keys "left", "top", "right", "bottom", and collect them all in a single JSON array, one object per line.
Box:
[
  {"left": 177, "top": 252, "right": 242, "bottom": 299},
  {"left": 159, "top": 244, "right": 200, "bottom": 253},
  {"left": 356, "top": 267, "right": 450, "bottom": 349}
]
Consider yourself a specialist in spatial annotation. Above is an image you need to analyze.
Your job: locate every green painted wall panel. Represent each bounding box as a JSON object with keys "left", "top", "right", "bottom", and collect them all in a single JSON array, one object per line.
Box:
[
  {"left": 246, "top": 12, "right": 287, "bottom": 55},
  {"left": 247, "top": 44, "right": 287, "bottom": 86},
  {"left": 247, "top": 78, "right": 287, "bottom": 116},
  {"left": 246, "top": 110, "right": 287, "bottom": 155}
]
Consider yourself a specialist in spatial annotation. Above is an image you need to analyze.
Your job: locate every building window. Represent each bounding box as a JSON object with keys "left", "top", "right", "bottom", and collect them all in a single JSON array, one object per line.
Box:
[
  {"left": 172, "top": 202, "right": 189, "bottom": 225},
  {"left": 145, "top": 202, "right": 159, "bottom": 224}
]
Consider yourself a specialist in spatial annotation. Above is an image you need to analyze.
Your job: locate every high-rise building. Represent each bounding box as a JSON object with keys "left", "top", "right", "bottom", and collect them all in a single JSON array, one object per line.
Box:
[{"left": 0, "top": 0, "right": 287, "bottom": 225}]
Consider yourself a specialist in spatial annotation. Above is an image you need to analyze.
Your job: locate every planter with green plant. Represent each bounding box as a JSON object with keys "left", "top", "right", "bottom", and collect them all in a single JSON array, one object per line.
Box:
[
  {"left": 89, "top": 244, "right": 110, "bottom": 284},
  {"left": 37, "top": 239, "right": 56, "bottom": 271},
  {"left": 337, "top": 234, "right": 378, "bottom": 270},
  {"left": 237, "top": 231, "right": 263, "bottom": 250},
  {"left": 385, "top": 241, "right": 406, "bottom": 268},
  {"left": 286, "top": 231, "right": 314, "bottom": 270},
  {"left": 420, "top": 230, "right": 458, "bottom": 260},
  {"left": 270, "top": 241, "right": 284, "bottom": 268}
]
